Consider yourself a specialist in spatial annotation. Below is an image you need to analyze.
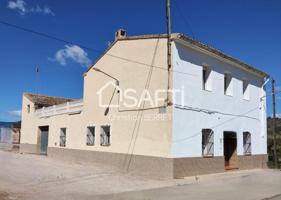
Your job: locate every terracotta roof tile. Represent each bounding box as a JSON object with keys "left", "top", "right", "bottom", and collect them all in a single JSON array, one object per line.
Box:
[{"left": 24, "top": 93, "right": 75, "bottom": 107}]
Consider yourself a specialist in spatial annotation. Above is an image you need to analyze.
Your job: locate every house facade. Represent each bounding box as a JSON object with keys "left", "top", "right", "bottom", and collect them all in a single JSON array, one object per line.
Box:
[
  {"left": 0, "top": 122, "right": 21, "bottom": 151},
  {"left": 20, "top": 31, "right": 268, "bottom": 178}
]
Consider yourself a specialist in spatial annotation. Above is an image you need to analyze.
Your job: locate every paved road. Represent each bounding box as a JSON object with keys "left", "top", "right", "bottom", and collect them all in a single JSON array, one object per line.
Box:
[
  {"left": 93, "top": 169, "right": 281, "bottom": 200},
  {"left": 0, "top": 151, "right": 280, "bottom": 200},
  {"left": 266, "top": 195, "right": 281, "bottom": 200}
]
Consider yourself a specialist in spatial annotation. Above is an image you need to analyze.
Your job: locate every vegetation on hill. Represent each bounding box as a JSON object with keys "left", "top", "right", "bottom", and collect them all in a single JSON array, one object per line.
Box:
[{"left": 267, "top": 117, "right": 281, "bottom": 168}]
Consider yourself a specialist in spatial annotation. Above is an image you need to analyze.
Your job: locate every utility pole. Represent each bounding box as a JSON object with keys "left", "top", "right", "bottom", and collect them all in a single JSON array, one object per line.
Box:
[
  {"left": 166, "top": 0, "right": 172, "bottom": 105},
  {"left": 272, "top": 78, "right": 278, "bottom": 169}
]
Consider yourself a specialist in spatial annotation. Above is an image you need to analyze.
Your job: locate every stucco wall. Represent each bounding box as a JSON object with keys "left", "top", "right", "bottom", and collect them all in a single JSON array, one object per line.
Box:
[
  {"left": 171, "top": 41, "right": 267, "bottom": 158},
  {"left": 83, "top": 38, "right": 172, "bottom": 158},
  {"left": 20, "top": 38, "right": 173, "bottom": 158}
]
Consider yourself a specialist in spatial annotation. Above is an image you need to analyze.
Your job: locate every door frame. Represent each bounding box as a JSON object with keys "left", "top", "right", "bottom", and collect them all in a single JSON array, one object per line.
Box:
[
  {"left": 37, "top": 126, "right": 49, "bottom": 155},
  {"left": 223, "top": 131, "right": 238, "bottom": 170}
]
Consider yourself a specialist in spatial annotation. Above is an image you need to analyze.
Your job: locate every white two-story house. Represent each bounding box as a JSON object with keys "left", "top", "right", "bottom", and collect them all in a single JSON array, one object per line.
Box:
[{"left": 20, "top": 30, "right": 268, "bottom": 178}]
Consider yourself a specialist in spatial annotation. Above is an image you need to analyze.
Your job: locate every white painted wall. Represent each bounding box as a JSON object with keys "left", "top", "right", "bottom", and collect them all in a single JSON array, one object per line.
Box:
[{"left": 172, "top": 41, "right": 267, "bottom": 158}]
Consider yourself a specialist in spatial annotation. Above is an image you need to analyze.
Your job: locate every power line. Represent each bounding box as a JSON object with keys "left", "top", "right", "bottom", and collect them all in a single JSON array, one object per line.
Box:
[
  {"left": 173, "top": 106, "right": 260, "bottom": 143},
  {"left": 0, "top": 19, "right": 271, "bottom": 83},
  {"left": 174, "top": 104, "right": 260, "bottom": 121},
  {"left": 0, "top": 20, "right": 96, "bottom": 53},
  {"left": 0, "top": 20, "right": 165, "bottom": 68},
  {"left": 260, "top": 90, "right": 281, "bottom": 100},
  {"left": 173, "top": 0, "right": 195, "bottom": 39},
  {"left": 0, "top": 19, "right": 225, "bottom": 80}
]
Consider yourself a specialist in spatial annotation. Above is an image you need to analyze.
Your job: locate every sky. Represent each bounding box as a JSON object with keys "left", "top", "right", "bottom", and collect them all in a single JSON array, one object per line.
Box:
[{"left": 0, "top": 0, "right": 280, "bottom": 122}]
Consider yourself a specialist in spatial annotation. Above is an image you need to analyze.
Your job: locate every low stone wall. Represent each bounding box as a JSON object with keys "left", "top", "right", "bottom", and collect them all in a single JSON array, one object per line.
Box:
[
  {"left": 19, "top": 144, "right": 268, "bottom": 179},
  {"left": 48, "top": 147, "right": 174, "bottom": 179},
  {"left": 20, "top": 143, "right": 40, "bottom": 154},
  {"left": 0, "top": 143, "right": 13, "bottom": 151},
  {"left": 173, "top": 156, "right": 225, "bottom": 178},
  {"left": 173, "top": 155, "right": 268, "bottom": 178},
  {"left": 238, "top": 155, "right": 268, "bottom": 169}
]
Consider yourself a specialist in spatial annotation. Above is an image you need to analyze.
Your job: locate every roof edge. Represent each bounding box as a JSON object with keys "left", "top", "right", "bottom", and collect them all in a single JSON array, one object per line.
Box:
[
  {"left": 84, "top": 32, "right": 269, "bottom": 78},
  {"left": 84, "top": 34, "right": 168, "bottom": 75},
  {"left": 173, "top": 34, "right": 269, "bottom": 78},
  {"left": 23, "top": 93, "right": 76, "bottom": 104}
]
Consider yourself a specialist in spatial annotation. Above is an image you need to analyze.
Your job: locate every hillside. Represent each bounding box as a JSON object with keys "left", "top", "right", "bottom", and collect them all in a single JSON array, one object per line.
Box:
[
  {"left": 267, "top": 117, "right": 281, "bottom": 168},
  {"left": 0, "top": 121, "right": 21, "bottom": 127}
]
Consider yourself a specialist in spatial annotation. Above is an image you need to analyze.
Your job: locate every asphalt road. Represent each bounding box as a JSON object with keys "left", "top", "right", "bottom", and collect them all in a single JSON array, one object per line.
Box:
[{"left": 93, "top": 170, "right": 281, "bottom": 200}]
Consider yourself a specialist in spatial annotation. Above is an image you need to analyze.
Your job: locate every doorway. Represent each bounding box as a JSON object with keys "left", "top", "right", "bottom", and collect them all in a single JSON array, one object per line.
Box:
[
  {"left": 223, "top": 131, "right": 238, "bottom": 170},
  {"left": 38, "top": 126, "right": 49, "bottom": 155}
]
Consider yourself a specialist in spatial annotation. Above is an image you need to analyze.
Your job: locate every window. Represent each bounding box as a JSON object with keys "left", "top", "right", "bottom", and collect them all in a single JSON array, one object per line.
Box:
[
  {"left": 224, "top": 73, "right": 233, "bottom": 96},
  {"left": 202, "top": 66, "right": 211, "bottom": 91},
  {"left": 60, "top": 128, "right": 66, "bottom": 147},
  {"left": 242, "top": 80, "right": 250, "bottom": 100},
  {"left": 86, "top": 126, "right": 95, "bottom": 146},
  {"left": 100, "top": 126, "right": 110, "bottom": 146},
  {"left": 159, "top": 107, "right": 166, "bottom": 114},
  {"left": 202, "top": 129, "right": 214, "bottom": 156},
  {"left": 243, "top": 132, "right": 251, "bottom": 155},
  {"left": 27, "top": 105, "right": 30, "bottom": 113}
]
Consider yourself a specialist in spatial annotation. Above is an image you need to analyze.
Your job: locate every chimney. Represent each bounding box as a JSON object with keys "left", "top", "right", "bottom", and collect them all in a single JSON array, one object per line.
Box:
[{"left": 115, "top": 29, "right": 127, "bottom": 41}]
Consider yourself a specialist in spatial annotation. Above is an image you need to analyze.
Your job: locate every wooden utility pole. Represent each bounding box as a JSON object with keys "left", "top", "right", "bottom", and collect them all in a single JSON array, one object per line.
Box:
[
  {"left": 272, "top": 78, "right": 278, "bottom": 169},
  {"left": 166, "top": 0, "right": 172, "bottom": 105}
]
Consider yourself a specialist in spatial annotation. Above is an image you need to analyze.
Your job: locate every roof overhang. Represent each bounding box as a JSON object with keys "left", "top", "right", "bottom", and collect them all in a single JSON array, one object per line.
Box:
[
  {"left": 84, "top": 32, "right": 269, "bottom": 79},
  {"left": 172, "top": 34, "right": 269, "bottom": 78}
]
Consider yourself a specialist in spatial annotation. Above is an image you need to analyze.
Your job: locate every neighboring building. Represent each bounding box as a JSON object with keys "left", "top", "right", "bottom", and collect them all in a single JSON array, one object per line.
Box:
[
  {"left": 20, "top": 30, "right": 269, "bottom": 178},
  {"left": 0, "top": 122, "right": 21, "bottom": 151}
]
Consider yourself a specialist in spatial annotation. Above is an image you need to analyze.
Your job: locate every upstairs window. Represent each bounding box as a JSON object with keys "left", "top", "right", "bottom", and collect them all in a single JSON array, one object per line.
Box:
[
  {"left": 86, "top": 126, "right": 95, "bottom": 146},
  {"left": 202, "top": 129, "right": 214, "bottom": 156},
  {"left": 100, "top": 126, "right": 110, "bottom": 146},
  {"left": 224, "top": 73, "right": 233, "bottom": 96},
  {"left": 60, "top": 128, "right": 66, "bottom": 147},
  {"left": 243, "top": 132, "right": 251, "bottom": 155},
  {"left": 27, "top": 105, "right": 30, "bottom": 113},
  {"left": 202, "top": 66, "right": 212, "bottom": 91},
  {"left": 242, "top": 79, "right": 250, "bottom": 100}
]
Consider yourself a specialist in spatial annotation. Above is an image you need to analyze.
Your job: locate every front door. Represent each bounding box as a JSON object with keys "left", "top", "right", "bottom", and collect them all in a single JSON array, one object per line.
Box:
[
  {"left": 224, "top": 131, "right": 238, "bottom": 170},
  {"left": 39, "top": 126, "right": 49, "bottom": 155}
]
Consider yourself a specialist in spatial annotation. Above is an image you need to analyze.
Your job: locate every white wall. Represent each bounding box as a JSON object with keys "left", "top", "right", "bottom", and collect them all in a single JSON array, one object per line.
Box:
[{"left": 172, "top": 41, "right": 267, "bottom": 158}]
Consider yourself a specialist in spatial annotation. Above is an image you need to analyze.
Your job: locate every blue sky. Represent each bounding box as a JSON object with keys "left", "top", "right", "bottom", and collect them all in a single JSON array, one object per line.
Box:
[{"left": 0, "top": 0, "right": 280, "bottom": 122}]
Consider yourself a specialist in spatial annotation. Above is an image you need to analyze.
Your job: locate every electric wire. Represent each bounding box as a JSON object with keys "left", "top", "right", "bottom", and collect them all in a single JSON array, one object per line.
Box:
[
  {"left": 0, "top": 19, "right": 243, "bottom": 81},
  {"left": 173, "top": 0, "right": 195, "bottom": 39},
  {"left": 173, "top": 106, "right": 261, "bottom": 143}
]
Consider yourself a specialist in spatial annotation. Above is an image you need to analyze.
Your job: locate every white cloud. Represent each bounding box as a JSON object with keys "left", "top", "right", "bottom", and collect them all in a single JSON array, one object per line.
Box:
[
  {"left": 7, "top": 0, "right": 54, "bottom": 16},
  {"left": 7, "top": 0, "right": 26, "bottom": 14},
  {"left": 29, "top": 5, "right": 55, "bottom": 16},
  {"left": 51, "top": 45, "right": 91, "bottom": 67},
  {"left": 8, "top": 110, "right": 22, "bottom": 118}
]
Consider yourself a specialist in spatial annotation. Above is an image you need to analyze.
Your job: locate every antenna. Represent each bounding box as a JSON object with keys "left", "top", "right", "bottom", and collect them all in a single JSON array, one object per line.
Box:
[{"left": 35, "top": 66, "right": 39, "bottom": 94}]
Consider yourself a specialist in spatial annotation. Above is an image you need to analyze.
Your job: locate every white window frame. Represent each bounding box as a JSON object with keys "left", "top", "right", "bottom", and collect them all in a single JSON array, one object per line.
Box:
[
  {"left": 100, "top": 125, "right": 111, "bottom": 146},
  {"left": 59, "top": 128, "right": 66, "bottom": 147},
  {"left": 86, "top": 126, "right": 95, "bottom": 146},
  {"left": 243, "top": 132, "right": 251, "bottom": 155},
  {"left": 202, "top": 129, "right": 214, "bottom": 157}
]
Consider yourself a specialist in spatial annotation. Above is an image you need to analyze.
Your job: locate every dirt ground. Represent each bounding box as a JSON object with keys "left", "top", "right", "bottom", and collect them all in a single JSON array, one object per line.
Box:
[{"left": 0, "top": 151, "right": 280, "bottom": 200}]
